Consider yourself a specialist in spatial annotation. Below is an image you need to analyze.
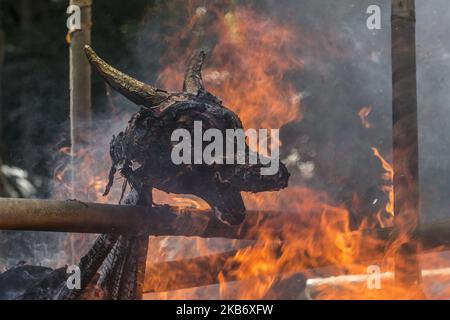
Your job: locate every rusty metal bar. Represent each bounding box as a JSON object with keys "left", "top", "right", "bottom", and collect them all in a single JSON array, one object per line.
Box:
[
  {"left": 0, "top": 198, "right": 288, "bottom": 240},
  {"left": 0, "top": 198, "right": 151, "bottom": 235},
  {"left": 0, "top": 198, "right": 450, "bottom": 246}
]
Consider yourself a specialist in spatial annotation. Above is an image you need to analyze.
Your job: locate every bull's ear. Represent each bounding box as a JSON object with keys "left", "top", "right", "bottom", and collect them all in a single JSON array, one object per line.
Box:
[
  {"left": 183, "top": 51, "right": 206, "bottom": 94},
  {"left": 84, "top": 45, "right": 170, "bottom": 108}
]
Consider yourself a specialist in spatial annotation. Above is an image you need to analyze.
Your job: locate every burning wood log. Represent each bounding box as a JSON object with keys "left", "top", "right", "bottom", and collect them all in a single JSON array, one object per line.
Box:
[
  {"left": 94, "top": 184, "right": 153, "bottom": 300},
  {"left": 57, "top": 234, "right": 118, "bottom": 300}
]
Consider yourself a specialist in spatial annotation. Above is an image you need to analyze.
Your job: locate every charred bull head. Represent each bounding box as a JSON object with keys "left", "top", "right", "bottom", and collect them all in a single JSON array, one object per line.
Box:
[{"left": 85, "top": 46, "right": 290, "bottom": 225}]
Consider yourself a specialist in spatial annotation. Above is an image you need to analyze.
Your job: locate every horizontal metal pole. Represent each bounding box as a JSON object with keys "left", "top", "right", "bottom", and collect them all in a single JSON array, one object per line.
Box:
[
  {"left": 0, "top": 198, "right": 294, "bottom": 240},
  {"left": 0, "top": 198, "right": 153, "bottom": 235},
  {"left": 0, "top": 198, "right": 449, "bottom": 248}
]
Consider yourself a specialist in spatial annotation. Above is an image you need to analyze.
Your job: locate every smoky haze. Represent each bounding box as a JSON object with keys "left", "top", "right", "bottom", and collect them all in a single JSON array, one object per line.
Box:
[
  {"left": 417, "top": 0, "right": 450, "bottom": 223},
  {"left": 0, "top": 0, "right": 449, "bottom": 277}
]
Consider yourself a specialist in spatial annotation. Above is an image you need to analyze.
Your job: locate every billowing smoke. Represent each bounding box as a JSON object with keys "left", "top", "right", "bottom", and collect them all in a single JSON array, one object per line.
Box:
[{"left": 1, "top": 0, "right": 450, "bottom": 298}]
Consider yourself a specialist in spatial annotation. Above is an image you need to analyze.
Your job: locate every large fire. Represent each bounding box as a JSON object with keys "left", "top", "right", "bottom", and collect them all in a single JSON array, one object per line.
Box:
[
  {"left": 52, "top": 2, "right": 450, "bottom": 300},
  {"left": 157, "top": 7, "right": 302, "bottom": 130},
  {"left": 146, "top": 4, "right": 409, "bottom": 300}
]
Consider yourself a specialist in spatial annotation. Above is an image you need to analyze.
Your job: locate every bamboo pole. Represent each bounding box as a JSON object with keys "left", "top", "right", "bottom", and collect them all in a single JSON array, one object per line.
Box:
[
  {"left": 69, "top": 0, "right": 92, "bottom": 196},
  {"left": 391, "top": 0, "right": 423, "bottom": 291},
  {"left": 0, "top": 198, "right": 150, "bottom": 234},
  {"left": 0, "top": 198, "right": 276, "bottom": 238},
  {"left": 0, "top": 198, "right": 449, "bottom": 248}
]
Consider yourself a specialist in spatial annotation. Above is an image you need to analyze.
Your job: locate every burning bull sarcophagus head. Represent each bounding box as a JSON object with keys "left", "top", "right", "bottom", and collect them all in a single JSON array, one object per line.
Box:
[
  {"left": 79, "top": 46, "right": 290, "bottom": 299},
  {"left": 85, "top": 46, "right": 290, "bottom": 225},
  {"left": 0, "top": 47, "right": 290, "bottom": 300}
]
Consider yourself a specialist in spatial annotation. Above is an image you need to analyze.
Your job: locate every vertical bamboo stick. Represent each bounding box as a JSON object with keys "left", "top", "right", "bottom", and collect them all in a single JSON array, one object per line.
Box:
[
  {"left": 391, "top": 0, "right": 423, "bottom": 294},
  {"left": 69, "top": 0, "right": 92, "bottom": 196}
]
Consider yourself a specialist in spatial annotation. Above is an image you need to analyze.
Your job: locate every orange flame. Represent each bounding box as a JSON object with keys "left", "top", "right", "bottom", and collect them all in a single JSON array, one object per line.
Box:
[
  {"left": 358, "top": 106, "right": 372, "bottom": 129},
  {"left": 52, "top": 2, "right": 447, "bottom": 300},
  {"left": 157, "top": 7, "right": 303, "bottom": 129},
  {"left": 371, "top": 147, "right": 394, "bottom": 218},
  {"left": 143, "top": 3, "right": 431, "bottom": 299}
]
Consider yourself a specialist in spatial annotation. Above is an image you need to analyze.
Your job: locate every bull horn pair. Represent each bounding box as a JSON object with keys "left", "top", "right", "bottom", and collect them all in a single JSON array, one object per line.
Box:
[{"left": 83, "top": 45, "right": 206, "bottom": 108}]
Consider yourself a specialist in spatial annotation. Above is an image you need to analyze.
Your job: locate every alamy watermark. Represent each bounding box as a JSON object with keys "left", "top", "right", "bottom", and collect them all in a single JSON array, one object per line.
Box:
[
  {"left": 367, "top": 265, "right": 382, "bottom": 290},
  {"left": 66, "top": 265, "right": 81, "bottom": 290},
  {"left": 171, "top": 121, "right": 280, "bottom": 176},
  {"left": 367, "top": 5, "right": 382, "bottom": 30},
  {"left": 66, "top": 5, "right": 81, "bottom": 32}
]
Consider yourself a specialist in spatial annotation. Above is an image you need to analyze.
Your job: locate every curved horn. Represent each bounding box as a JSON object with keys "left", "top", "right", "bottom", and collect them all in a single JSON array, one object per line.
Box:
[
  {"left": 183, "top": 51, "right": 206, "bottom": 94},
  {"left": 84, "top": 45, "right": 170, "bottom": 108}
]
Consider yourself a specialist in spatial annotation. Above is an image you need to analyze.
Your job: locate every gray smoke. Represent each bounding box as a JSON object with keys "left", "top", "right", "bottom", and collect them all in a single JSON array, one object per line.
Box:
[{"left": 2, "top": 0, "right": 450, "bottom": 298}]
